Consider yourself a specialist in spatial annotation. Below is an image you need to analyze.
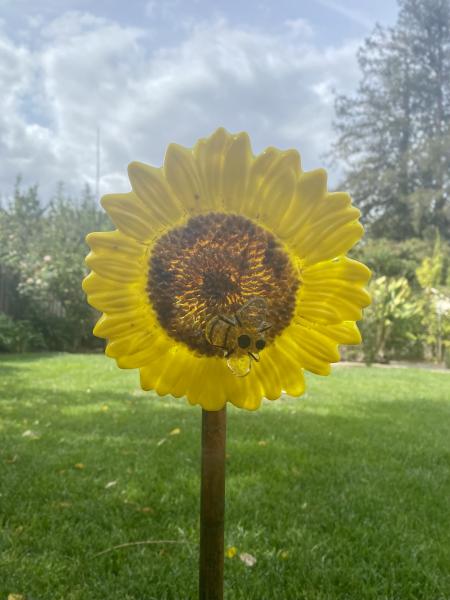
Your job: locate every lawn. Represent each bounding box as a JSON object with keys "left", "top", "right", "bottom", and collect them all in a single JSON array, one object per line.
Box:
[{"left": 1, "top": 354, "right": 450, "bottom": 600}]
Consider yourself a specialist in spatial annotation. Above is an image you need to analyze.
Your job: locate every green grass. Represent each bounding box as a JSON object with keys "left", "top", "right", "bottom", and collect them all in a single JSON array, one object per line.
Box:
[{"left": 1, "top": 354, "right": 450, "bottom": 600}]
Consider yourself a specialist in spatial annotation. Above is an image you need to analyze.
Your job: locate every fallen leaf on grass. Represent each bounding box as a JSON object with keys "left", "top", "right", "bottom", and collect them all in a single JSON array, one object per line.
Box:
[
  {"left": 225, "top": 546, "right": 237, "bottom": 558},
  {"left": 139, "top": 506, "right": 154, "bottom": 514},
  {"left": 169, "top": 427, "right": 181, "bottom": 436},
  {"left": 258, "top": 440, "right": 268, "bottom": 447},
  {"left": 105, "top": 480, "right": 117, "bottom": 489},
  {"left": 5, "top": 455, "right": 18, "bottom": 464},
  {"left": 240, "top": 552, "right": 257, "bottom": 567},
  {"left": 8, "top": 594, "right": 25, "bottom": 600},
  {"left": 280, "top": 550, "right": 289, "bottom": 559},
  {"left": 100, "top": 404, "right": 109, "bottom": 412},
  {"left": 74, "top": 463, "right": 85, "bottom": 470}
]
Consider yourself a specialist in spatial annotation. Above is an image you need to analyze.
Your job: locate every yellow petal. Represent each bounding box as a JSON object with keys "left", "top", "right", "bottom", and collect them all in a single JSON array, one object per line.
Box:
[
  {"left": 153, "top": 348, "right": 196, "bottom": 397},
  {"left": 118, "top": 334, "right": 172, "bottom": 369},
  {"left": 85, "top": 230, "right": 145, "bottom": 257},
  {"left": 222, "top": 132, "right": 253, "bottom": 213},
  {"left": 302, "top": 222, "right": 364, "bottom": 266},
  {"left": 314, "top": 321, "right": 362, "bottom": 345},
  {"left": 187, "top": 358, "right": 228, "bottom": 410},
  {"left": 93, "top": 310, "right": 148, "bottom": 338},
  {"left": 246, "top": 148, "right": 301, "bottom": 225},
  {"left": 128, "top": 162, "right": 184, "bottom": 229},
  {"left": 283, "top": 324, "right": 341, "bottom": 375},
  {"left": 82, "top": 272, "right": 143, "bottom": 313},
  {"left": 164, "top": 143, "right": 208, "bottom": 214},
  {"left": 278, "top": 168, "right": 328, "bottom": 240},
  {"left": 270, "top": 342, "right": 306, "bottom": 397},
  {"left": 230, "top": 371, "right": 263, "bottom": 411},
  {"left": 106, "top": 329, "right": 157, "bottom": 358},
  {"left": 193, "top": 127, "right": 232, "bottom": 211},
  {"left": 101, "top": 192, "right": 155, "bottom": 242},
  {"left": 294, "top": 301, "right": 342, "bottom": 325},
  {"left": 280, "top": 170, "right": 364, "bottom": 264},
  {"left": 302, "top": 256, "right": 371, "bottom": 283},
  {"left": 298, "top": 257, "right": 371, "bottom": 324},
  {"left": 260, "top": 336, "right": 305, "bottom": 400},
  {"left": 255, "top": 352, "right": 283, "bottom": 401},
  {"left": 85, "top": 251, "right": 145, "bottom": 283}
]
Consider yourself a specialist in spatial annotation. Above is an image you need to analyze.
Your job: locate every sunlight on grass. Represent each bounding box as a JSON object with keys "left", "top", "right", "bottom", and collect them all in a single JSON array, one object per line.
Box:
[{"left": 1, "top": 354, "right": 450, "bottom": 599}]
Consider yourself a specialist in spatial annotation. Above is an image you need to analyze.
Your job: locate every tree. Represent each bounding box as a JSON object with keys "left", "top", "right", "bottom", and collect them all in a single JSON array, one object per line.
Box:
[
  {"left": 333, "top": 0, "right": 450, "bottom": 240},
  {"left": 0, "top": 182, "right": 110, "bottom": 350}
]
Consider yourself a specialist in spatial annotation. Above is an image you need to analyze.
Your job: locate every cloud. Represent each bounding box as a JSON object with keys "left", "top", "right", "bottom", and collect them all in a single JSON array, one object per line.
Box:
[
  {"left": 314, "top": 0, "right": 373, "bottom": 29},
  {"left": 0, "top": 11, "right": 361, "bottom": 202},
  {"left": 284, "top": 18, "right": 315, "bottom": 39}
]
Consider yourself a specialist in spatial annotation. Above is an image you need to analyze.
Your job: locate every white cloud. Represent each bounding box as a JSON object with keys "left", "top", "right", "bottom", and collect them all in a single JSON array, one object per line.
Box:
[
  {"left": 0, "top": 11, "right": 361, "bottom": 202},
  {"left": 284, "top": 18, "right": 315, "bottom": 39},
  {"left": 314, "top": 0, "right": 373, "bottom": 29}
]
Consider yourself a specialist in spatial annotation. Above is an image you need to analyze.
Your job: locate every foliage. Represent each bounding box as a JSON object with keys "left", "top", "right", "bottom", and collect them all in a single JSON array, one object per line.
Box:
[
  {"left": 333, "top": 0, "right": 450, "bottom": 241},
  {"left": 0, "top": 313, "right": 46, "bottom": 352},
  {"left": 415, "top": 237, "right": 450, "bottom": 361},
  {"left": 360, "top": 276, "right": 421, "bottom": 364},
  {"left": 0, "top": 180, "right": 110, "bottom": 351},
  {"left": 351, "top": 237, "right": 432, "bottom": 283}
]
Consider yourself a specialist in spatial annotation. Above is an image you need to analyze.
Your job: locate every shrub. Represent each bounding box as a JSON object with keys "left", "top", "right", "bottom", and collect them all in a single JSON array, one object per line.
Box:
[
  {"left": 359, "top": 277, "right": 420, "bottom": 364},
  {"left": 0, "top": 313, "right": 46, "bottom": 352}
]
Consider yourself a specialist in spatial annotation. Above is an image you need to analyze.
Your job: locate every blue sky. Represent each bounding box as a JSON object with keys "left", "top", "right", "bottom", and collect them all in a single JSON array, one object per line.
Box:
[{"left": 0, "top": 0, "right": 399, "bottom": 199}]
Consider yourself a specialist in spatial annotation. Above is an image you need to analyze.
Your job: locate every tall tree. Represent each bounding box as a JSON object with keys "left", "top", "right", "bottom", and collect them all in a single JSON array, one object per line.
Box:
[{"left": 333, "top": 0, "right": 450, "bottom": 240}]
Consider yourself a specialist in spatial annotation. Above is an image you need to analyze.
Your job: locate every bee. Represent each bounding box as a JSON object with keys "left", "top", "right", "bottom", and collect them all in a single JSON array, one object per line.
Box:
[{"left": 205, "top": 297, "right": 272, "bottom": 377}]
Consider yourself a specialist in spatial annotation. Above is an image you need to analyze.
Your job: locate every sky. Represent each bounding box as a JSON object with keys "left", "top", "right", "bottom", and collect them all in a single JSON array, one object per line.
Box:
[{"left": 0, "top": 0, "right": 399, "bottom": 201}]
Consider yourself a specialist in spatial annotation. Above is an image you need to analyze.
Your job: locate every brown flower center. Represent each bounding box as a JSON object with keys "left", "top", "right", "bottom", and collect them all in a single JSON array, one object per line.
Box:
[{"left": 147, "top": 213, "right": 299, "bottom": 356}]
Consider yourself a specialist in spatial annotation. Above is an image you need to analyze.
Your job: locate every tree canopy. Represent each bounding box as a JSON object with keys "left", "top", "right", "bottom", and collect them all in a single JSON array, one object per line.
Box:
[{"left": 333, "top": 0, "right": 450, "bottom": 240}]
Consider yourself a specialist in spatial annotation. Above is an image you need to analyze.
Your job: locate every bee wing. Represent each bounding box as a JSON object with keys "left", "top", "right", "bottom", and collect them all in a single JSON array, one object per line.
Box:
[
  {"left": 236, "top": 297, "right": 268, "bottom": 329},
  {"left": 227, "top": 354, "right": 252, "bottom": 377},
  {"left": 205, "top": 316, "right": 231, "bottom": 349},
  {"left": 257, "top": 320, "right": 272, "bottom": 333}
]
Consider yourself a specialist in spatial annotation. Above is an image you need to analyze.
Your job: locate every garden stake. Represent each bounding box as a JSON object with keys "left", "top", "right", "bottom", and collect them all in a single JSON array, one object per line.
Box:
[{"left": 199, "top": 406, "right": 227, "bottom": 600}]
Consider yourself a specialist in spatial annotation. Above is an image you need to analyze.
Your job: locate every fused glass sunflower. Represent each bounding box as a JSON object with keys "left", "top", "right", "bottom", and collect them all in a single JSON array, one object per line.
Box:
[{"left": 83, "top": 128, "right": 370, "bottom": 411}]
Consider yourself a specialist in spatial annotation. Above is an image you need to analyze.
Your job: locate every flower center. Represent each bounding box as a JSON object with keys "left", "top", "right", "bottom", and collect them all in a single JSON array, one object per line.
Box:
[{"left": 147, "top": 213, "right": 299, "bottom": 356}]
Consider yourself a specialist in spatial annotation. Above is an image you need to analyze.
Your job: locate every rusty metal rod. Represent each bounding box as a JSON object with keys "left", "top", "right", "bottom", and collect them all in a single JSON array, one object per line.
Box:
[{"left": 199, "top": 406, "right": 227, "bottom": 600}]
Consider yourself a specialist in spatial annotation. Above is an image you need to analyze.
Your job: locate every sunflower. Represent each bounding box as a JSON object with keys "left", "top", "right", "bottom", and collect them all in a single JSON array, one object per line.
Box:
[{"left": 83, "top": 128, "right": 370, "bottom": 411}]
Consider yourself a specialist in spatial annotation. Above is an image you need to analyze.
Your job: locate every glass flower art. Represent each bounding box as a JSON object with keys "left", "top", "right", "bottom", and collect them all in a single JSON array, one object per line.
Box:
[{"left": 83, "top": 128, "right": 370, "bottom": 410}]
